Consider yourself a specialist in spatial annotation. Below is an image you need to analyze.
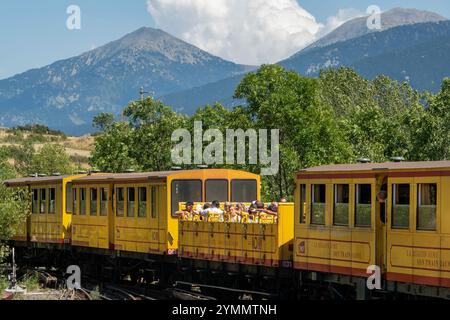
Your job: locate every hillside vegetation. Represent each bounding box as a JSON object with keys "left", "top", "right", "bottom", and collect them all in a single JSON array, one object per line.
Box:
[{"left": 0, "top": 125, "right": 94, "bottom": 175}]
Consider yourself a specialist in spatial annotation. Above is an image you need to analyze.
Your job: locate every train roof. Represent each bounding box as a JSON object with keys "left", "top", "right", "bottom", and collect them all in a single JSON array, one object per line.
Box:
[
  {"left": 71, "top": 168, "right": 259, "bottom": 184},
  {"left": 72, "top": 171, "right": 180, "bottom": 183},
  {"left": 3, "top": 175, "right": 72, "bottom": 187},
  {"left": 298, "top": 160, "right": 450, "bottom": 174},
  {"left": 3, "top": 169, "right": 260, "bottom": 187}
]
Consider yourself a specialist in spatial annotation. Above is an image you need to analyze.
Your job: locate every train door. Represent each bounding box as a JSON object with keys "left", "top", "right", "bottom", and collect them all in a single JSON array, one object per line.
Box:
[{"left": 375, "top": 175, "right": 388, "bottom": 279}]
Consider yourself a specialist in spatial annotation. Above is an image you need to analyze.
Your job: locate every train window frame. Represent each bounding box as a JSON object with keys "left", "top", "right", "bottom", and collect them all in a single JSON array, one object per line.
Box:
[
  {"left": 138, "top": 186, "right": 147, "bottom": 218},
  {"left": 355, "top": 184, "right": 372, "bottom": 227},
  {"left": 100, "top": 188, "right": 108, "bottom": 217},
  {"left": 72, "top": 188, "right": 77, "bottom": 215},
  {"left": 299, "top": 184, "right": 307, "bottom": 224},
  {"left": 39, "top": 188, "right": 47, "bottom": 214},
  {"left": 32, "top": 189, "right": 39, "bottom": 214},
  {"left": 66, "top": 183, "right": 73, "bottom": 213},
  {"left": 116, "top": 187, "right": 125, "bottom": 217},
  {"left": 417, "top": 183, "right": 437, "bottom": 231},
  {"left": 151, "top": 186, "right": 157, "bottom": 219},
  {"left": 48, "top": 187, "right": 56, "bottom": 214},
  {"left": 333, "top": 184, "right": 349, "bottom": 226},
  {"left": 230, "top": 179, "right": 257, "bottom": 203},
  {"left": 90, "top": 188, "right": 98, "bottom": 216},
  {"left": 311, "top": 184, "right": 326, "bottom": 225},
  {"left": 171, "top": 180, "right": 203, "bottom": 217},
  {"left": 392, "top": 184, "right": 410, "bottom": 230},
  {"left": 205, "top": 179, "right": 229, "bottom": 202},
  {"left": 79, "top": 188, "right": 87, "bottom": 216}
]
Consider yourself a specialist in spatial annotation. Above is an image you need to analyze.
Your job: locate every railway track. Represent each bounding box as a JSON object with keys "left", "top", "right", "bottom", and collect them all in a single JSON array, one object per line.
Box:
[{"left": 173, "top": 281, "right": 274, "bottom": 300}]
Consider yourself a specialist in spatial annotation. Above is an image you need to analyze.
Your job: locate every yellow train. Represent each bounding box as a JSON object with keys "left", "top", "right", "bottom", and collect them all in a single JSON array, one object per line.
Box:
[
  {"left": 294, "top": 160, "right": 450, "bottom": 299},
  {"left": 5, "top": 160, "right": 450, "bottom": 299}
]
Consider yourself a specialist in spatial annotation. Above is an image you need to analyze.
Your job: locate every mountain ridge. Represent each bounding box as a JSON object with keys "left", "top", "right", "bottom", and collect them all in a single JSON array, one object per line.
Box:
[{"left": 0, "top": 27, "right": 253, "bottom": 135}]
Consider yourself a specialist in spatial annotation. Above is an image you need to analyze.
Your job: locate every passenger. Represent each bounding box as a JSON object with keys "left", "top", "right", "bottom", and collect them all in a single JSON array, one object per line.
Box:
[
  {"left": 235, "top": 203, "right": 247, "bottom": 223},
  {"left": 247, "top": 201, "right": 259, "bottom": 223},
  {"left": 229, "top": 206, "right": 241, "bottom": 223},
  {"left": 200, "top": 203, "right": 211, "bottom": 221},
  {"left": 267, "top": 200, "right": 279, "bottom": 213},
  {"left": 192, "top": 203, "right": 203, "bottom": 221},
  {"left": 280, "top": 197, "right": 287, "bottom": 203},
  {"left": 223, "top": 202, "right": 232, "bottom": 222},
  {"left": 175, "top": 201, "right": 195, "bottom": 221},
  {"left": 204, "top": 200, "right": 224, "bottom": 222}
]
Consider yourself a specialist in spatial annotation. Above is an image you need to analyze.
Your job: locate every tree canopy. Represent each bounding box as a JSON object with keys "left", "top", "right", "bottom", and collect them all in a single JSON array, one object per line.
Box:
[{"left": 91, "top": 65, "right": 450, "bottom": 201}]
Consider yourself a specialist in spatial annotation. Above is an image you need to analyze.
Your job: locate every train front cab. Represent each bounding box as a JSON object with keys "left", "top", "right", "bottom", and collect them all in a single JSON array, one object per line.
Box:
[{"left": 294, "top": 161, "right": 450, "bottom": 299}]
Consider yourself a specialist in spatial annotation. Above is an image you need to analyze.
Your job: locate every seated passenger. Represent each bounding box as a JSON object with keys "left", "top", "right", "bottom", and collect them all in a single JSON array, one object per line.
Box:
[
  {"left": 267, "top": 201, "right": 279, "bottom": 213},
  {"left": 175, "top": 201, "right": 195, "bottom": 220},
  {"left": 223, "top": 202, "right": 232, "bottom": 222},
  {"left": 204, "top": 200, "right": 224, "bottom": 222},
  {"left": 255, "top": 200, "right": 277, "bottom": 224}
]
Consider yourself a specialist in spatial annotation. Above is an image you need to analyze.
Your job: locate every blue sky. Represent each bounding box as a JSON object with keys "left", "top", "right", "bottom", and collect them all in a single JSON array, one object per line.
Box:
[{"left": 0, "top": 0, "right": 449, "bottom": 79}]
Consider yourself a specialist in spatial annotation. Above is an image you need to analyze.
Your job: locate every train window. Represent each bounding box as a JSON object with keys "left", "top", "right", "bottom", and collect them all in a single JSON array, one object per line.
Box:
[
  {"left": 205, "top": 180, "right": 228, "bottom": 202},
  {"left": 355, "top": 184, "right": 372, "bottom": 227},
  {"left": 417, "top": 183, "right": 437, "bottom": 231},
  {"left": 66, "top": 183, "right": 73, "bottom": 213},
  {"left": 40, "top": 189, "right": 47, "bottom": 214},
  {"left": 392, "top": 184, "right": 410, "bottom": 229},
  {"left": 73, "top": 188, "right": 77, "bottom": 215},
  {"left": 32, "top": 189, "right": 39, "bottom": 214},
  {"left": 49, "top": 188, "right": 56, "bottom": 214},
  {"left": 90, "top": 188, "right": 98, "bottom": 216},
  {"left": 151, "top": 186, "right": 157, "bottom": 219},
  {"left": 127, "top": 188, "right": 135, "bottom": 217},
  {"left": 299, "top": 184, "right": 306, "bottom": 224},
  {"left": 171, "top": 180, "right": 202, "bottom": 217},
  {"left": 100, "top": 188, "right": 108, "bottom": 216},
  {"left": 231, "top": 180, "right": 257, "bottom": 203},
  {"left": 311, "top": 184, "right": 326, "bottom": 225},
  {"left": 138, "top": 187, "right": 147, "bottom": 218},
  {"left": 80, "top": 188, "right": 87, "bottom": 216},
  {"left": 334, "top": 184, "right": 349, "bottom": 226},
  {"left": 116, "top": 188, "right": 125, "bottom": 217}
]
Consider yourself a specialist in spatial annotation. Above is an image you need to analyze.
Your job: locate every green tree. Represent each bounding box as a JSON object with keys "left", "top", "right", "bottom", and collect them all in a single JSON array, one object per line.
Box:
[
  {"left": 0, "top": 152, "right": 30, "bottom": 262},
  {"left": 30, "top": 144, "right": 73, "bottom": 175},
  {"left": 93, "top": 112, "right": 115, "bottom": 132},
  {"left": 235, "top": 64, "right": 352, "bottom": 200},
  {"left": 123, "top": 97, "right": 187, "bottom": 171},
  {"left": 90, "top": 122, "right": 138, "bottom": 173}
]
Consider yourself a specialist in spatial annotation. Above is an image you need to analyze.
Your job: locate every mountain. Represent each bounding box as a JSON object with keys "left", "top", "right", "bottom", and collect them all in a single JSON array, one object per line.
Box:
[
  {"left": 0, "top": 27, "right": 252, "bottom": 135},
  {"left": 280, "top": 21, "right": 450, "bottom": 91},
  {"left": 305, "top": 7, "right": 446, "bottom": 51},
  {"left": 159, "top": 10, "right": 449, "bottom": 114}
]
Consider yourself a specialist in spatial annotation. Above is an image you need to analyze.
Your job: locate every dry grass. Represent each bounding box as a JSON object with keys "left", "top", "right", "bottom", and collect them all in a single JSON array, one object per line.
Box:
[{"left": 0, "top": 128, "right": 94, "bottom": 169}]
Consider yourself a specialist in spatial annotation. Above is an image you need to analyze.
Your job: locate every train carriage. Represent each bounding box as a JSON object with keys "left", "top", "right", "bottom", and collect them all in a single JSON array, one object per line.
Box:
[
  {"left": 5, "top": 174, "right": 85, "bottom": 245},
  {"left": 69, "top": 169, "right": 261, "bottom": 257},
  {"left": 294, "top": 160, "right": 450, "bottom": 298}
]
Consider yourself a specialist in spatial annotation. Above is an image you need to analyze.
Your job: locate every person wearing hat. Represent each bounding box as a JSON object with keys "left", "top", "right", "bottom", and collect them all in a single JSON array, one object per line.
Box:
[{"left": 175, "top": 201, "right": 195, "bottom": 221}]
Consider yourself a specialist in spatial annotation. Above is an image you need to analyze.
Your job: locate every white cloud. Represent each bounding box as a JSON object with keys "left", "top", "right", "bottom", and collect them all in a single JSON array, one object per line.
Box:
[
  {"left": 147, "top": 0, "right": 322, "bottom": 65},
  {"left": 320, "top": 8, "right": 366, "bottom": 37}
]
